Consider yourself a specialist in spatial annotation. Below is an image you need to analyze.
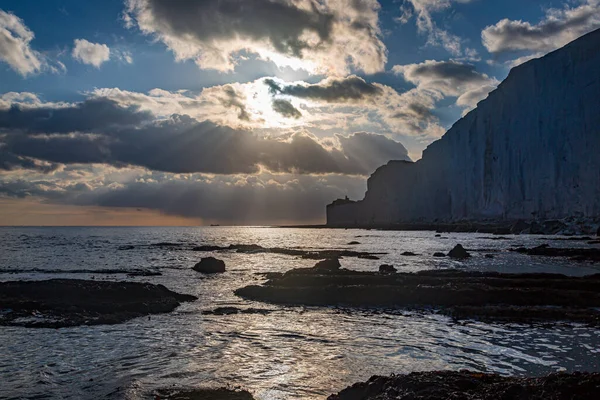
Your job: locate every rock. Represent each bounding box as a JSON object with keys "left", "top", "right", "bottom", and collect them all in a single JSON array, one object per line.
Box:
[
  {"left": 435, "top": 234, "right": 441, "bottom": 237},
  {"left": 118, "top": 245, "right": 135, "bottom": 250},
  {"left": 202, "top": 307, "right": 272, "bottom": 316},
  {"left": 327, "top": 371, "right": 600, "bottom": 400},
  {"left": 379, "top": 265, "right": 397, "bottom": 274},
  {"left": 597, "top": 226, "right": 600, "bottom": 237},
  {"left": 433, "top": 252, "right": 446, "bottom": 257},
  {"left": 192, "top": 244, "right": 225, "bottom": 251},
  {"left": 347, "top": 241, "right": 360, "bottom": 245},
  {"left": 193, "top": 257, "right": 226, "bottom": 273},
  {"left": 448, "top": 244, "right": 471, "bottom": 259},
  {"left": 0, "top": 279, "right": 197, "bottom": 328},
  {"left": 485, "top": 254, "right": 495, "bottom": 259},
  {"left": 154, "top": 387, "right": 255, "bottom": 400},
  {"left": 401, "top": 251, "right": 417, "bottom": 256},
  {"left": 512, "top": 245, "right": 600, "bottom": 262},
  {"left": 314, "top": 258, "right": 341, "bottom": 272},
  {"left": 510, "top": 220, "right": 530, "bottom": 234}
]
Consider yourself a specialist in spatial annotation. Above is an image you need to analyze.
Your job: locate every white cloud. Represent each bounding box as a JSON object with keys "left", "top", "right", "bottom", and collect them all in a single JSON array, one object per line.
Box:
[
  {"left": 393, "top": 59, "right": 498, "bottom": 112},
  {"left": 72, "top": 39, "right": 111, "bottom": 68},
  {"left": 482, "top": 0, "right": 600, "bottom": 55},
  {"left": 396, "top": 0, "right": 477, "bottom": 57},
  {"left": 0, "top": 10, "right": 44, "bottom": 76},
  {"left": 123, "top": 0, "right": 387, "bottom": 75}
]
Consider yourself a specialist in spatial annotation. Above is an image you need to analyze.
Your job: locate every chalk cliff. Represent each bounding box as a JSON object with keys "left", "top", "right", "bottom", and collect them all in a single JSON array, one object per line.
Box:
[{"left": 327, "top": 29, "right": 600, "bottom": 228}]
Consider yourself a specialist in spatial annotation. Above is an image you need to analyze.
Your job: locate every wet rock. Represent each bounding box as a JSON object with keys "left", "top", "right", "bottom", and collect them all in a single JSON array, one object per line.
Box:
[
  {"left": 485, "top": 254, "right": 495, "bottom": 259},
  {"left": 193, "top": 257, "right": 226, "bottom": 273},
  {"left": 401, "top": 251, "right": 418, "bottom": 256},
  {"left": 448, "top": 244, "right": 471, "bottom": 259},
  {"left": 0, "top": 279, "right": 197, "bottom": 328},
  {"left": 356, "top": 254, "right": 380, "bottom": 260},
  {"left": 192, "top": 245, "right": 224, "bottom": 251},
  {"left": 512, "top": 245, "right": 600, "bottom": 262},
  {"left": 347, "top": 241, "right": 361, "bottom": 245},
  {"left": 327, "top": 371, "right": 600, "bottom": 400},
  {"left": 153, "top": 387, "right": 255, "bottom": 400},
  {"left": 118, "top": 245, "right": 135, "bottom": 250},
  {"left": 433, "top": 252, "right": 446, "bottom": 257},
  {"left": 314, "top": 258, "right": 341, "bottom": 272},
  {"left": 379, "top": 265, "right": 397, "bottom": 274},
  {"left": 202, "top": 307, "right": 272, "bottom": 316},
  {"left": 597, "top": 226, "right": 600, "bottom": 236},
  {"left": 191, "top": 243, "right": 384, "bottom": 260},
  {"left": 435, "top": 234, "right": 441, "bottom": 237},
  {"left": 589, "top": 240, "right": 600, "bottom": 245},
  {"left": 235, "top": 265, "right": 600, "bottom": 324}
]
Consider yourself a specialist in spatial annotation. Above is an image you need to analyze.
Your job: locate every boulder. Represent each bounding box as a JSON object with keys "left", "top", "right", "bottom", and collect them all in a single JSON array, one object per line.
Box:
[
  {"left": 347, "top": 241, "right": 361, "bottom": 245},
  {"left": 448, "top": 244, "right": 471, "bottom": 259},
  {"left": 193, "top": 257, "right": 226, "bottom": 273},
  {"left": 401, "top": 251, "right": 418, "bottom": 256},
  {"left": 510, "top": 220, "right": 530, "bottom": 234},
  {"left": 314, "top": 258, "right": 341, "bottom": 272},
  {"left": 433, "top": 252, "right": 446, "bottom": 257},
  {"left": 379, "top": 264, "right": 397, "bottom": 274}
]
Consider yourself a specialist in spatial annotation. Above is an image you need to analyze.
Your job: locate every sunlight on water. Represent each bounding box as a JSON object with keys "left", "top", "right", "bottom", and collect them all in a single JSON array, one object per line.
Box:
[{"left": 1, "top": 227, "right": 599, "bottom": 399}]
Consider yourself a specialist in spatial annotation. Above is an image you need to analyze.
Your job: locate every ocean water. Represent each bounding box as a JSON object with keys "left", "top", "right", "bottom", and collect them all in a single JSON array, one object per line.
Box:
[{"left": 1, "top": 226, "right": 600, "bottom": 399}]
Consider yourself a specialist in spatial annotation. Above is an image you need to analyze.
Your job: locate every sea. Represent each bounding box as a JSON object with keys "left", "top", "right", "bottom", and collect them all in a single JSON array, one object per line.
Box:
[{"left": 1, "top": 226, "right": 599, "bottom": 399}]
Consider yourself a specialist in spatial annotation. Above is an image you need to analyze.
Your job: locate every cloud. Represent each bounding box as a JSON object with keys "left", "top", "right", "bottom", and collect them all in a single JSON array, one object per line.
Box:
[
  {"left": 0, "top": 168, "right": 369, "bottom": 224},
  {"left": 0, "top": 10, "right": 44, "bottom": 76},
  {"left": 396, "top": 0, "right": 477, "bottom": 58},
  {"left": 272, "top": 99, "right": 302, "bottom": 119},
  {"left": 123, "top": 0, "right": 387, "bottom": 75},
  {"left": 72, "top": 39, "right": 111, "bottom": 67},
  {"left": 482, "top": 0, "right": 600, "bottom": 55},
  {"left": 393, "top": 59, "right": 498, "bottom": 111},
  {"left": 265, "top": 75, "right": 382, "bottom": 102},
  {"left": 0, "top": 95, "right": 410, "bottom": 175}
]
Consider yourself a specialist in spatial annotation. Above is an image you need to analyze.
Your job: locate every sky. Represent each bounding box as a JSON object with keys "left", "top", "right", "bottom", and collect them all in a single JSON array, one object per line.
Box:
[{"left": 1, "top": 0, "right": 599, "bottom": 225}]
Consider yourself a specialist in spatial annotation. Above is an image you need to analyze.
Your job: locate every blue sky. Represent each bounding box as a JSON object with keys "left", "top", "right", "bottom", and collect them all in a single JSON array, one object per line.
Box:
[{"left": 1, "top": 0, "right": 599, "bottom": 225}]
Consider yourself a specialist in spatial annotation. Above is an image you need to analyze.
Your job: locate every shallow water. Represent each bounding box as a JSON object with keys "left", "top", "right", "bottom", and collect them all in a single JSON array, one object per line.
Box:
[{"left": 1, "top": 227, "right": 600, "bottom": 399}]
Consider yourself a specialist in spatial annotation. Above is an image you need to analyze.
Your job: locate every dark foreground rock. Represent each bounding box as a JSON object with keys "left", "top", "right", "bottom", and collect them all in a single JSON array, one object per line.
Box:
[
  {"left": 235, "top": 265, "right": 600, "bottom": 324},
  {"left": 192, "top": 243, "right": 385, "bottom": 260},
  {"left": 193, "top": 257, "right": 226, "bottom": 273},
  {"left": 0, "top": 279, "right": 197, "bottom": 328},
  {"left": 448, "top": 244, "right": 471, "bottom": 259},
  {"left": 328, "top": 371, "right": 600, "bottom": 400},
  {"left": 153, "top": 387, "right": 254, "bottom": 400},
  {"left": 512, "top": 245, "right": 600, "bottom": 262},
  {"left": 202, "top": 307, "right": 273, "bottom": 316}
]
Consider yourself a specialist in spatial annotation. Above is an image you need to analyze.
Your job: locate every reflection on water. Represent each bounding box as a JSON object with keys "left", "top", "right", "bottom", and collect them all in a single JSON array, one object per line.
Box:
[{"left": 1, "top": 227, "right": 599, "bottom": 399}]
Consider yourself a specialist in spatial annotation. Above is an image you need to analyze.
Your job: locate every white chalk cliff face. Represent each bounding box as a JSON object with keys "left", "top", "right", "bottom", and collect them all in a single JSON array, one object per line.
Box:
[{"left": 328, "top": 28, "right": 600, "bottom": 226}]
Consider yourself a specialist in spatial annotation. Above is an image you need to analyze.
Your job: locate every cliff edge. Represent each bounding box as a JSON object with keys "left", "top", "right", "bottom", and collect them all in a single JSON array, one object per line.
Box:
[{"left": 327, "top": 28, "right": 600, "bottom": 231}]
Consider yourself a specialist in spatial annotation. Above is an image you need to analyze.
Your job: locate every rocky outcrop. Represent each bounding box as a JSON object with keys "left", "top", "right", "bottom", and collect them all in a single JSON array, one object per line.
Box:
[
  {"left": 235, "top": 266, "right": 600, "bottom": 324},
  {"left": 193, "top": 257, "right": 226, "bottom": 273},
  {"left": 327, "top": 29, "right": 600, "bottom": 230},
  {"left": 0, "top": 279, "right": 197, "bottom": 328},
  {"left": 448, "top": 244, "right": 471, "bottom": 259},
  {"left": 328, "top": 371, "right": 600, "bottom": 400}
]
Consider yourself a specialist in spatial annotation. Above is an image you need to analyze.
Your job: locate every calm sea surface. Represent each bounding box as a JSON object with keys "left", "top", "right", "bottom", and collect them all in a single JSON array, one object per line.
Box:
[{"left": 1, "top": 227, "right": 600, "bottom": 399}]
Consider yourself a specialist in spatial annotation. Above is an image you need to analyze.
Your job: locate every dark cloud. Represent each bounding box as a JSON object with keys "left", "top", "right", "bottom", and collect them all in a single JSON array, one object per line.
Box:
[
  {"left": 219, "top": 85, "right": 250, "bottom": 121},
  {"left": 0, "top": 99, "right": 410, "bottom": 175},
  {"left": 265, "top": 76, "right": 382, "bottom": 102},
  {"left": 0, "top": 173, "right": 367, "bottom": 224},
  {"left": 272, "top": 99, "right": 301, "bottom": 119},
  {"left": 0, "top": 98, "right": 152, "bottom": 134},
  {"left": 0, "top": 150, "right": 59, "bottom": 173}
]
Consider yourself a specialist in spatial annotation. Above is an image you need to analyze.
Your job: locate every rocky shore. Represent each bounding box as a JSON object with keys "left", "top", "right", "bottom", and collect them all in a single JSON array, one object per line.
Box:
[
  {"left": 0, "top": 279, "right": 197, "bottom": 328},
  {"left": 235, "top": 262, "right": 600, "bottom": 324},
  {"left": 327, "top": 371, "right": 600, "bottom": 399}
]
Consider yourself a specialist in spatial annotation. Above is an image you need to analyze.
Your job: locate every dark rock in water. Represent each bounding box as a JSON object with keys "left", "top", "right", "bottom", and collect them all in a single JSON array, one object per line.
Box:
[
  {"left": 235, "top": 264, "right": 600, "bottom": 324},
  {"left": 154, "top": 387, "right": 255, "bottom": 400},
  {"left": 191, "top": 243, "right": 384, "bottom": 260},
  {"left": 0, "top": 279, "right": 196, "bottom": 328},
  {"left": 118, "top": 245, "right": 135, "bottom": 250},
  {"left": 202, "top": 307, "right": 272, "bottom": 316},
  {"left": 435, "top": 234, "right": 441, "bottom": 237},
  {"left": 485, "top": 254, "right": 495, "bottom": 259},
  {"left": 314, "top": 258, "right": 341, "bottom": 272},
  {"left": 433, "top": 252, "right": 446, "bottom": 257},
  {"left": 357, "top": 254, "right": 380, "bottom": 260},
  {"left": 192, "top": 245, "right": 224, "bottom": 251},
  {"left": 327, "top": 371, "right": 600, "bottom": 400},
  {"left": 510, "top": 219, "right": 530, "bottom": 234},
  {"left": 150, "top": 242, "right": 184, "bottom": 247},
  {"left": 347, "top": 241, "right": 360, "bottom": 245},
  {"left": 597, "top": 226, "right": 600, "bottom": 237},
  {"left": 589, "top": 240, "right": 600, "bottom": 245},
  {"left": 126, "top": 270, "right": 162, "bottom": 277},
  {"left": 379, "top": 265, "right": 397, "bottom": 274},
  {"left": 193, "top": 257, "right": 226, "bottom": 273},
  {"left": 448, "top": 244, "right": 471, "bottom": 259},
  {"left": 530, "top": 220, "right": 568, "bottom": 235},
  {"left": 512, "top": 245, "right": 600, "bottom": 262},
  {"left": 401, "top": 251, "right": 418, "bottom": 256}
]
